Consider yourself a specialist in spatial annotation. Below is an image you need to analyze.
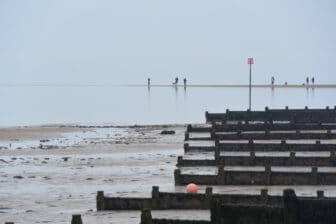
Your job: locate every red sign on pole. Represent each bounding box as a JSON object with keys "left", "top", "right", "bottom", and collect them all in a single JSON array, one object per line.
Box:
[{"left": 247, "top": 57, "right": 254, "bottom": 65}]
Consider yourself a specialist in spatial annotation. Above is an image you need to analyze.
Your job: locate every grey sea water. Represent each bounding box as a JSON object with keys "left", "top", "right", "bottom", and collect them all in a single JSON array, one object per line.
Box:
[{"left": 0, "top": 86, "right": 335, "bottom": 126}]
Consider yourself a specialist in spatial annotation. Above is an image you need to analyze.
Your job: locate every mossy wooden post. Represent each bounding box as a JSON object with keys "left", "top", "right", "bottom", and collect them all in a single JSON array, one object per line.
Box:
[
  {"left": 215, "top": 139, "right": 219, "bottom": 146},
  {"left": 210, "top": 198, "right": 222, "bottom": 224},
  {"left": 317, "top": 190, "right": 324, "bottom": 199},
  {"left": 248, "top": 139, "right": 254, "bottom": 151},
  {"left": 327, "top": 129, "right": 332, "bottom": 138},
  {"left": 71, "top": 214, "right": 83, "bottom": 224},
  {"left": 177, "top": 156, "right": 183, "bottom": 166},
  {"left": 265, "top": 165, "right": 271, "bottom": 185},
  {"left": 281, "top": 139, "right": 286, "bottom": 147},
  {"left": 289, "top": 152, "right": 295, "bottom": 165},
  {"left": 311, "top": 167, "right": 318, "bottom": 185},
  {"left": 205, "top": 186, "right": 213, "bottom": 206},
  {"left": 283, "top": 189, "right": 298, "bottom": 224},
  {"left": 187, "top": 124, "right": 192, "bottom": 132},
  {"left": 250, "top": 151, "right": 255, "bottom": 165},
  {"left": 184, "top": 132, "right": 190, "bottom": 141},
  {"left": 217, "top": 165, "right": 225, "bottom": 184},
  {"left": 331, "top": 151, "right": 336, "bottom": 165},
  {"left": 214, "top": 147, "right": 220, "bottom": 162},
  {"left": 96, "top": 191, "right": 105, "bottom": 211},
  {"left": 183, "top": 143, "right": 189, "bottom": 152},
  {"left": 260, "top": 189, "right": 268, "bottom": 204},
  {"left": 211, "top": 129, "right": 216, "bottom": 140},
  {"left": 174, "top": 169, "right": 181, "bottom": 185},
  {"left": 140, "top": 208, "right": 152, "bottom": 224},
  {"left": 151, "top": 186, "right": 159, "bottom": 209}
]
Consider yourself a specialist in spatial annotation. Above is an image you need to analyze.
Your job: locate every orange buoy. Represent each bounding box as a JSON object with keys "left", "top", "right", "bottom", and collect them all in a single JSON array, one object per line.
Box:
[{"left": 186, "top": 183, "right": 198, "bottom": 193}]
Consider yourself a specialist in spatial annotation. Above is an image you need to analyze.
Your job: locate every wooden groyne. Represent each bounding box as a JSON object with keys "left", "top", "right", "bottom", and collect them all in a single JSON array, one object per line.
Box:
[
  {"left": 174, "top": 166, "right": 336, "bottom": 185},
  {"left": 97, "top": 186, "right": 333, "bottom": 210},
  {"left": 96, "top": 107, "right": 336, "bottom": 223},
  {"left": 214, "top": 189, "right": 336, "bottom": 224},
  {"left": 185, "top": 130, "right": 336, "bottom": 141},
  {"left": 205, "top": 106, "right": 336, "bottom": 123},
  {"left": 140, "top": 189, "right": 336, "bottom": 224},
  {"left": 184, "top": 141, "right": 336, "bottom": 152},
  {"left": 177, "top": 151, "right": 336, "bottom": 167}
]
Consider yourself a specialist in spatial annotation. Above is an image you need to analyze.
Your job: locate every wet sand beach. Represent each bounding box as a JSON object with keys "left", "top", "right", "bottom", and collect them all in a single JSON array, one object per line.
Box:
[{"left": 0, "top": 125, "right": 187, "bottom": 224}]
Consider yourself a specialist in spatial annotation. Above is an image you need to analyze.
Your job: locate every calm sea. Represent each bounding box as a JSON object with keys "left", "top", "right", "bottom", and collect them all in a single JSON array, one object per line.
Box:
[{"left": 0, "top": 86, "right": 335, "bottom": 126}]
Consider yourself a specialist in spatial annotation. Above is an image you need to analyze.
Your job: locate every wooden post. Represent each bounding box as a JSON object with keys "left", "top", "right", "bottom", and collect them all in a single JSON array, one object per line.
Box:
[
  {"left": 331, "top": 151, "right": 336, "bottom": 165},
  {"left": 217, "top": 165, "right": 225, "bottom": 184},
  {"left": 71, "top": 214, "right": 83, "bottom": 224},
  {"left": 260, "top": 189, "right": 268, "bottom": 204},
  {"left": 96, "top": 191, "right": 105, "bottom": 211},
  {"left": 205, "top": 186, "right": 213, "bottom": 206},
  {"left": 281, "top": 139, "right": 286, "bottom": 145},
  {"left": 151, "top": 186, "right": 159, "bottom": 209},
  {"left": 250, "top": 151, "right": 256, "bottom": 165},
  {"left": 177, "top": 156, "right": 183, "bottom": 165},
  {"left": 317, "top": 190, "right": 324, "bottom": 199},
  {"left": 311, "top": 167, "right": 318, "bottom": 185},
  {"left": 215, "top": 139, "right": 219, "bottom": 146},
  {"left": 214, "top": 147, "right": 220, "bottom": 162},
  {"left": 183, "top": 143, "right": 189, "bottom": 152},
  {"left": 140, "top": 208, "right": 152, "bottom": 224},
  {"left": 211, "top": 130, "right": 216, "bottom": 140},
  {"left": 210, "top": 198, "right": 222, "bottom": 224},
  {"left": 327, "top": 129, "right": 332, "bottom": 137},
  {"left": 265, "top": 166, "right": 271, "bottom": 185},
  {"left": 184, "top": 132, "right": 190, "bottom": 141},
  {"left": 174, "top": 169, "right": 181, "bottom": 185},
  {"left": 289, "top": 152, "right": 295, "bottom": 165},
  {"left": 283, "top": 189, "right": 298, "bottom": 224},
  {"left": 152, "top": 186, "right": 159, "bottom": 199},
  {"left": 187, "top": 124, "right": 192, "bottom": 132}
]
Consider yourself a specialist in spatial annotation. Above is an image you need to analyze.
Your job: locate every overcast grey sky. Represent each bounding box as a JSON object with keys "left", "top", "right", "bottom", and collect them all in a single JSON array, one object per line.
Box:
[{"left": 0, "top": 0, "right": 335, "bottom": 85}]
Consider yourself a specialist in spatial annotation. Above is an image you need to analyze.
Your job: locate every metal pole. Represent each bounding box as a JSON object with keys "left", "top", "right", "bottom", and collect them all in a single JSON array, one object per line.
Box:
[{"left": 249, "top": 63, "right": 251, "bottom": 110}]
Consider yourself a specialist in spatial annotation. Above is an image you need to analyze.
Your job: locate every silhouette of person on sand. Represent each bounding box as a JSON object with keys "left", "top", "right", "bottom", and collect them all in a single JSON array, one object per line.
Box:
[
  {"left": 183, "top": 78, "right": 187, "bottom": 88},
  {"left": 311, "top": 77, "right": 315, "bottom": 85},
  {"left": 271, "top": 76, "right": 275, "bottom": 85},
  {"left": 173, "top": 77, "right": 178, "bottom": 85},
  {"left": 306, "top": 77, "right": 309, "bottom": 85}
]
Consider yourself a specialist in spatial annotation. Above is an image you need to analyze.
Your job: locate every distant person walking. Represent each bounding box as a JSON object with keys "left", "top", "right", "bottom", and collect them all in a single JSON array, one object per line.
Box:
[
  {"left": 311, "top": 77, "right": 315, "bottom": 85},
  {"left": 183, "top": 78, "right": 187, "bottom": 88},
  {"left": 271, "top": 76, "right": 275, "bottom": 86},
  {"left": 306, "top": 77, "right": 309, "bottom": 85},
  {"left": 147, "top": 78, "right": 151, "bottom": 87},
  {"left": 174, "top": 77, "right": 179, "bottom": 85}
]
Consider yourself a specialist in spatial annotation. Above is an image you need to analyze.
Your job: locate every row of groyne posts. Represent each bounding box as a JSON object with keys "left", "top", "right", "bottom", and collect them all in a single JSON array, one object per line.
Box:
[{"left": 4, "top": 106, "right": 336, "bottom": 224}]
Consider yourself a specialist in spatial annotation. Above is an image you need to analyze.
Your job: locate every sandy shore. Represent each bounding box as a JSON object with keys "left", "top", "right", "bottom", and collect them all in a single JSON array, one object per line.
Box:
[{"left": 0, "top": 125, "right": 189, "bottom": 224}]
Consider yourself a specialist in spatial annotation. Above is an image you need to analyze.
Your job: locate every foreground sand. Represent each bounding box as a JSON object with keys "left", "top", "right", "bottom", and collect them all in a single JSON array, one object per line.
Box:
[{"left": 0, "top": 125, "right": 193, "bottom": 224}]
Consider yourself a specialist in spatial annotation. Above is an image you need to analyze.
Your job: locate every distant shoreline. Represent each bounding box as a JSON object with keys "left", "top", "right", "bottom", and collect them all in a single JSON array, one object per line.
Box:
[
  {"left": 1, "top": 84, "right": 336, "bottom": 88},
  {"left": 127, "top": 84, "right": 336, "bottom": 88}
]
